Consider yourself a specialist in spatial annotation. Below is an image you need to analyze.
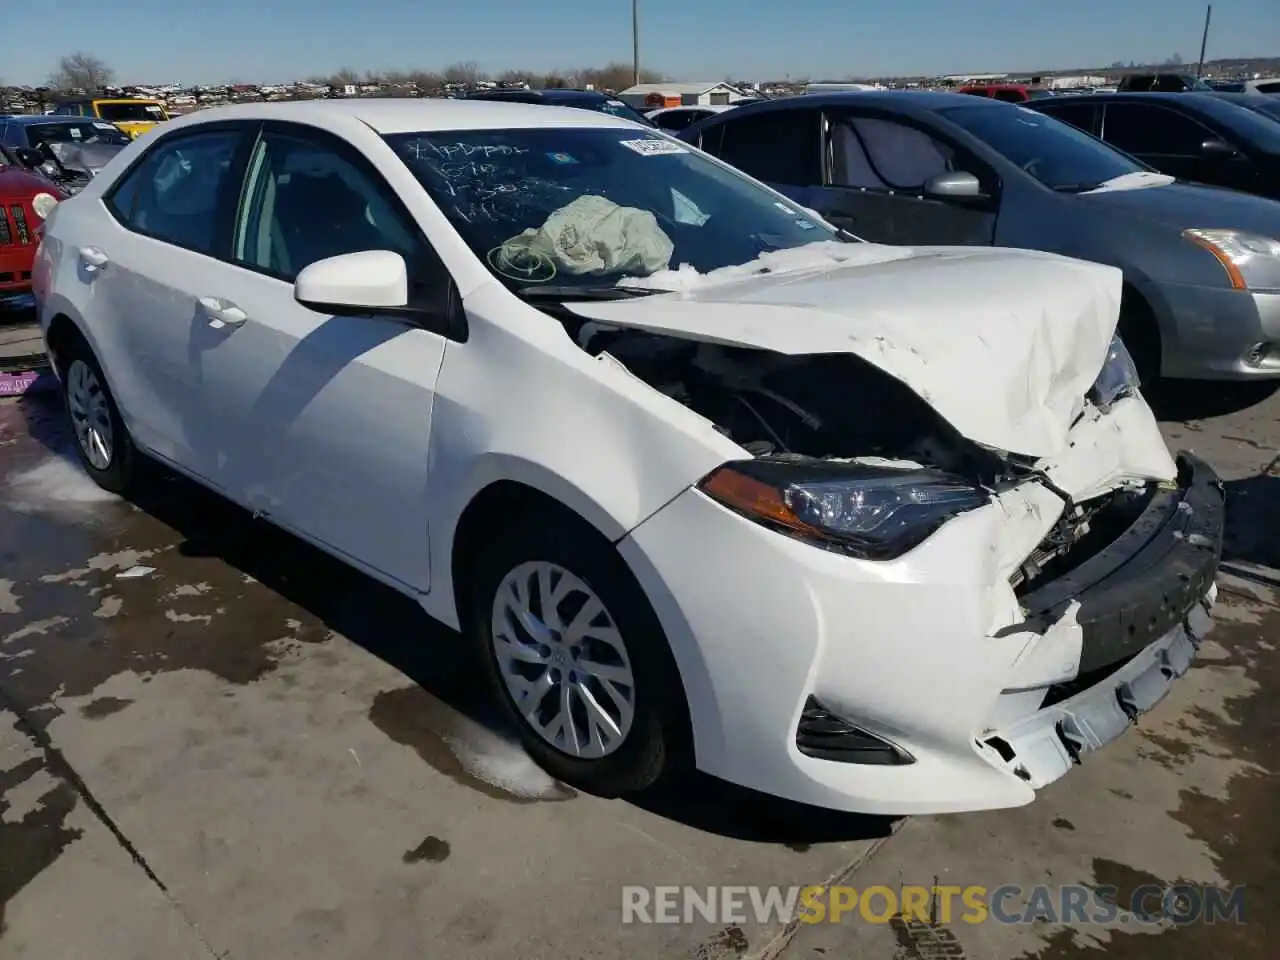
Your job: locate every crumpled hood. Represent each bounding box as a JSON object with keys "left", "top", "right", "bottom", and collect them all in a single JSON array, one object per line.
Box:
[{"left": 566, "top": 243, "right": 1122, "bottom": 459}]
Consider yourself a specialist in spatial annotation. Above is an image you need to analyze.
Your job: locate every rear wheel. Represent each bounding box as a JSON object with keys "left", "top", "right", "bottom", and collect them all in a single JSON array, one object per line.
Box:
[
  {"left": 469, "top": 516, "right": 685, "bottom": 796},
  {"left": 60, "top": 339, "right": 136, "bottom": 494}
]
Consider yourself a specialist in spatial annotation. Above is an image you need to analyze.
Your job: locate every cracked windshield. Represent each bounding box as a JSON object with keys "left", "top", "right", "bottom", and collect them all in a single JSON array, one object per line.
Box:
[{"left": 386, "top": 128, "right": 837, "bottom": 292}]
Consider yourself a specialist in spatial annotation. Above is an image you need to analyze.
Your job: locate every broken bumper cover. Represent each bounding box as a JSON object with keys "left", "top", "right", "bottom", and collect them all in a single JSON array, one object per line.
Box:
[
  {"left": 985, "top": 453, "right": 1223, "bottom": 788},
  {"left": 991, "top": 592, "right": 1214, "bottom": 788},
  {"left": 618, "top": 453, "right": 1224, "bottom": 815}
]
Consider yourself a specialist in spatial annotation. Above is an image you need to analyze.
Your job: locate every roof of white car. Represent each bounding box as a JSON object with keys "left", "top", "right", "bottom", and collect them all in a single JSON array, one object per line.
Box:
[{"left": 168, "top": 97, "right": 643, "bottom": 134}]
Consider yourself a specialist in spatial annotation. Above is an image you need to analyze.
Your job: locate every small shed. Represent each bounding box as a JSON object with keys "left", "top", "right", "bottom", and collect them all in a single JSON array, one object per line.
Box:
[{"left": 617, "top": 82, "right": 744, "bottom": 110}]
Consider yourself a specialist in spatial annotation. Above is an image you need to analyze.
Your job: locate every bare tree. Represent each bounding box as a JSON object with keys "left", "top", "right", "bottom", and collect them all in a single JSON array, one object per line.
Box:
[
  {"left": 407, "top": 70, "right": 443, "bottom": 96},
  {"left": 442, "top": 61, "right": 486, "bottom": 85},
  {"left": 579, "top": 61, "right": 661, "bottom": 92},
  {"left": 49, "top": 52, "right": 114, "bottom": 92}
]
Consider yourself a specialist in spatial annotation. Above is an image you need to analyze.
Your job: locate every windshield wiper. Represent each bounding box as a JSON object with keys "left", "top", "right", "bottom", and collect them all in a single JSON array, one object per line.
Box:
[{"left": 514, "top": 284, "right": 662, "bottom": 301}]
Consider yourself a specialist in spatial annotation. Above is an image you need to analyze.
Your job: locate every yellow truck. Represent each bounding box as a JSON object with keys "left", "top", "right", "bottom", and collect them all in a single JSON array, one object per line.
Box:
[{"left": 49, "top": 98, "right": 170, "bottom": 139}]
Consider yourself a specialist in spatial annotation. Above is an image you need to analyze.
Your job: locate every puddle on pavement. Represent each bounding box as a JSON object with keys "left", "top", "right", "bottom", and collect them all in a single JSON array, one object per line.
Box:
[
  {"left": 79, "top": 696, "right": 134, "bottom": 720},
  {"left": 0, "top": 749, "right": 83, "bottom": 939},
  {"left": 369, "top": 686, "right": 576, "bottom": 804},
  {"left": 1022, "top": 610, "right": 1278, "bottom": 959},
  {"left": 402, "top": 835, "right": 451, "bottom": 864},
  {"left": 0, "top": 406, "right": 338, "bottom": 720}
]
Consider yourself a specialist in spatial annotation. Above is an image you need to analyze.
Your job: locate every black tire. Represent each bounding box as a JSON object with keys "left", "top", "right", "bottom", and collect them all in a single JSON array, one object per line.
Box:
[
  {"left": 469, "top": 514, "right": 687, "bottom": 797},
  {"left": 1118, "top": 298, "right": 1161, "bottom": 387},
  {"left": 59, "top": 336, "right": 137, "bottom": 494}
]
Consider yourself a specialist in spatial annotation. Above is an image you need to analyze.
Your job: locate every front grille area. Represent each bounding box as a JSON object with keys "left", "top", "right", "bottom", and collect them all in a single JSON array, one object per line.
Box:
[
  {"left": 0, "top": 200, "right": 36, "bottom": 248},
  {"left": 1012, "top": 485, "right": 1154, "bottom": 596},
  {"left": 10, "top": 204, "right": 30, "bottom": 246},
  {"left": 796, "top": 697, "right": 915, "bottom": 765}
]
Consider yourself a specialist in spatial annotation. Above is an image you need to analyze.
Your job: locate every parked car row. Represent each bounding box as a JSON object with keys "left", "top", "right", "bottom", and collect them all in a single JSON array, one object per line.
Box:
[
  {"left": 1, "top": 115, "right": 133, "bottom": 195},
  {"left": 29, "top": 96, "right": 1225, "bottom": 816},
  {"left": 676, "top": 91, "right": 1280, "bottom": 382}
]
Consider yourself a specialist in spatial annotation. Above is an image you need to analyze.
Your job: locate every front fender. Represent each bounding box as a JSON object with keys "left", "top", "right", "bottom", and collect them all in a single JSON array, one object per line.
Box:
[{"left": 419, "top": 287, "right": 743, "bottom": 628}]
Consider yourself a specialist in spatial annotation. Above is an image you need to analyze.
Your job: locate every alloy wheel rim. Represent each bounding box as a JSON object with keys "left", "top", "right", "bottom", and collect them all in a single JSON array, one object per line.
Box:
[
  {"left": 66, "top": 359, "right": 114, "bottom": 471},
  {"left": 490, "top": 560, "right": 636, "bottom": 759}
]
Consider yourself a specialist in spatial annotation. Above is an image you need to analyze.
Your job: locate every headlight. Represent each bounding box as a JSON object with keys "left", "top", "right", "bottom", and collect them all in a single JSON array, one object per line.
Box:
[
  {"left": 30, "top": 192, "right": 59, "bottom": 219},
  {"left": 698, "top": 459, "right": 991, "bottom": 561},
  {"left": 1184, "top": 229, "right": 1280, "bottom": 292},
  {"left": 1090, "top": 334, "right": 1140, "bottom": 410}
]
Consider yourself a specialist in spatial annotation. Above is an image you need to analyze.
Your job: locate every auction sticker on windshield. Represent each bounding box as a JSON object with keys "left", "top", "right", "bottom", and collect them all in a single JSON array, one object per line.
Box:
[{"left": 620, "top": 138, "right": 688, "bottom": 156}]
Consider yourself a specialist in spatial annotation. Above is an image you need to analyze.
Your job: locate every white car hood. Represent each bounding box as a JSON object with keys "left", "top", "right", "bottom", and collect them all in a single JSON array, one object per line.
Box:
[{"left": 566, "top": 243, "right": 1123, "bottom": 459}]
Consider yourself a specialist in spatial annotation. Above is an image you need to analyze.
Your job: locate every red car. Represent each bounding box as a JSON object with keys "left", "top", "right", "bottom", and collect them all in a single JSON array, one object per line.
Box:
[
  {"left": 957, "top": 83, "right": 1054, "bottom": 103},
  {"left": 0, "top": 149, "right": 65, "bottom": 300}
]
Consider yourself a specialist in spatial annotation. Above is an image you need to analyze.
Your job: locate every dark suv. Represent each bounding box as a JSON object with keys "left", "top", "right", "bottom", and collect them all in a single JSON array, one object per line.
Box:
[
  {"left": 465, "top": 89, "right": 654, "bottom": 125},
  {"left": 1117, "top": 73, "right": 1213, "bottom": 92}
]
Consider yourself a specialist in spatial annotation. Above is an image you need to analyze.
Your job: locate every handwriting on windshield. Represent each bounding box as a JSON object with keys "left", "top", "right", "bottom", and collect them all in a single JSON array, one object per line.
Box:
[{"left": 404, "top": 140, "right": 530, "bottom": 161}]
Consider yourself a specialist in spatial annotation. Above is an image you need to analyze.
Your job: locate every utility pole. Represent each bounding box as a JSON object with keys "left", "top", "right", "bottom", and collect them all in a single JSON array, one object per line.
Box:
[
  {"left": 1196, "top": 4, "right": 1212, "bottom": 78},
  {"left": 632, "top": 0, "right": 640, "bottom": 86}
]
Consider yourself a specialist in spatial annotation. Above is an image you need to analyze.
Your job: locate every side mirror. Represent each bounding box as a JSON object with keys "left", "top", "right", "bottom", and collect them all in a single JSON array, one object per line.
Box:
[
  {"left": 1200, "top": 138, "right": 1239, "bottom": 158},
  {"left": 15, "top": 147, "right": 44, "bottom": 168},
  {"left": 294, "top": 250, "right": 408, "bottom": 316},
  {"left": 923, "top": 170, "right": 984, "bottom": 200}
]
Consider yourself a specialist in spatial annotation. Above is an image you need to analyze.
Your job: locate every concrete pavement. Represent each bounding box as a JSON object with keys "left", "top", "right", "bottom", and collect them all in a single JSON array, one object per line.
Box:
[
  {"left": 2, "top": 380, "right": 1278, "bottom": 959},
  {"left": 0, "top": 394, "right": 892, "bottom": 960}
]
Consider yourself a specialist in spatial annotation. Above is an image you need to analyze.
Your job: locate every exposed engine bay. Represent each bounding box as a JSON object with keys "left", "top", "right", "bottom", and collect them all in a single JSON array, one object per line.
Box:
[
  {"left": 566, "top": 317, "right": 1156, "bottom": 596},
  {"left": 576, "top": 321, "right": 1013, "bottom": 481}
]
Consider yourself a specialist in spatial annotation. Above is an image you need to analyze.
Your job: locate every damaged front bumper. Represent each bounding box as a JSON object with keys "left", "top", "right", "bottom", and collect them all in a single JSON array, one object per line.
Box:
[
  {"left": 985, "top": 454, "right": 1223, "bottom": 788},
  {"left": 619, "top": 446, "right": 1224, "bottom": 815}
]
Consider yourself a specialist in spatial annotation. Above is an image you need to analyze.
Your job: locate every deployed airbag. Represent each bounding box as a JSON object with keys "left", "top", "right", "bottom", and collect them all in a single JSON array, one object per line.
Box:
[{"left": 493, "top": 195, "right": 674, "bottom": 279}]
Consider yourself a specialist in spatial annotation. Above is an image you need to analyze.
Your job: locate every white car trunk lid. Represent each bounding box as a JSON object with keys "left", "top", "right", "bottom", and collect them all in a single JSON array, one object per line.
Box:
[{"left": 567, "top": 245, "right": 1123, "bottom": 460}]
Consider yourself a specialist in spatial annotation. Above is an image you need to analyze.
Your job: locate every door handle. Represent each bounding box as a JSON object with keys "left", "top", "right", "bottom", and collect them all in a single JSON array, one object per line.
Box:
[
  {"left": 197, "top": 296, "right": 248, "bottom": 329},
  {"left": 78, "top": 246, "right": 109, "bottom": 270}
]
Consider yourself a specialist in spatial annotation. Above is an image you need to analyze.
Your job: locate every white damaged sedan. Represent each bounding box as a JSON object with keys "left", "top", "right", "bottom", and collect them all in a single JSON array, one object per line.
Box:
[{"left": 32, "top": 100, "right": 1223, "bottom": 814}]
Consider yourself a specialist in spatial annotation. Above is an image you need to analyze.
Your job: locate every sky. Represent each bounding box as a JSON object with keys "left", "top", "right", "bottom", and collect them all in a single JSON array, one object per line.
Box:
[{"left": 5, "top": 0, "right": 1276, "bottom": 87}]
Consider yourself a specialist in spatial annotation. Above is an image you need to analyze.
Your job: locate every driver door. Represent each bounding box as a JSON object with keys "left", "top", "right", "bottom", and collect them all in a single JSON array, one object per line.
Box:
[
  {"left": 184, "top": 122, "right": 454, "bottom": 592},
  {"left": 814, "top": 111, "right": 998, "bottom": 245}
]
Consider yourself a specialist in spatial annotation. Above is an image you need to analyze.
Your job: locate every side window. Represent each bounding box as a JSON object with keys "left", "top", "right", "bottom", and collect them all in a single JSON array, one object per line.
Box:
[
  {"left": 106, "top": 130, "right": 243, "bottom": 255},
  {"left": 653, "top": 110, "right": 698, "bottom": 132},
  {"left": 1103, "top": 104, "right": 1210, "bottom": 155},
  {"left": 993, "top": 90, "right": 1026, "bottom": 103},
  {"left": 834, "top": 116, "right": 958, "bottom": 190},
  {"left": 712, "top": 110, "right": 821, "bottom": 186},
  {"left": 1038, "top": 103, "right": 1099, "bottom": 135},
  {"left": 233, "top": 129, "right": 446, "bottom": 304},
  {"left": 1254, "top": 81, "right": 1280, "bottom": 94}
]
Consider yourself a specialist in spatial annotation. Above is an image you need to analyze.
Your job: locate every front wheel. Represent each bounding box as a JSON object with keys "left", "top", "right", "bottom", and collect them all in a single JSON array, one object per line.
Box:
[
  {"left": 60, "top": 339, "right": 137, "bottom": 494},
  {"left": 470, "top": 517, "right": 686, "bottom": 797}
]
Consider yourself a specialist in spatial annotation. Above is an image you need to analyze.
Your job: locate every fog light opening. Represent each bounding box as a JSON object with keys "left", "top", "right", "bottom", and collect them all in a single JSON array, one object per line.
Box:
[{"left": 1244, "top": 342, "right": 1273, "bottom": 368}]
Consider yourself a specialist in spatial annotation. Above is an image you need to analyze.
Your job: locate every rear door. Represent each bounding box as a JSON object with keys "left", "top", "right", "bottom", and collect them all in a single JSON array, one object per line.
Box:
[
  {"left": 84, "top": 121, "right": 256, "bottom": 471},
  {"left": 814, "top": 109, "right": 998, "bottom": 244},
  {"left": 181, "top": 120, "right": 453, "bottom": 591},
  {"left": 1099, "top": 102, "right": 1232, "bottom": 185},
  {"left": 695, "top": 107, "right": 823, "bottom": 206}
]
